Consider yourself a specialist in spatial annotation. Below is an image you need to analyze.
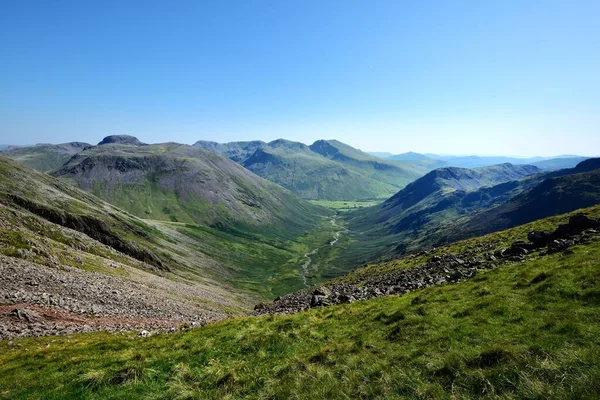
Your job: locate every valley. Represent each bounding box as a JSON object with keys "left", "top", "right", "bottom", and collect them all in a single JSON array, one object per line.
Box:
[
  {"left": 1, "top": 137, "right": 599, "bottom": 399},
  {"left": 299, "top": 215, "right": 348, "bottom": 288},
  {"left": 3, "top": 3, "right": 599, "bottom": 398},
  {"left": 3, "top": 205, "right": 600, "bottom": 399}
]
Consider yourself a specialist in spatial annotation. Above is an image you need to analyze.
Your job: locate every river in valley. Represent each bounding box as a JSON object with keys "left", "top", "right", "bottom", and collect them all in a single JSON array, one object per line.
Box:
[{"left": 300, "top": 215, "right": 348, "bottom": 287}]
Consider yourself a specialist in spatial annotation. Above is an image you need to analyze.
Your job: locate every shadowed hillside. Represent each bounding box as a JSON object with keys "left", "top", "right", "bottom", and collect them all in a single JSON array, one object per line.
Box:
[{"left": 340, "top": 159, "right": 600, "bottom": 266}]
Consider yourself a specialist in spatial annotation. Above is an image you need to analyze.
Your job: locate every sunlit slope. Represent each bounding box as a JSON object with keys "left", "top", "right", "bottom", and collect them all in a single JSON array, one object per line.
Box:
[
  {"left": 2, "top": 205, "right": 600, "bottom": 399},
  {"left": 195, "top": 138, "right": 432, "bottom": 200}
]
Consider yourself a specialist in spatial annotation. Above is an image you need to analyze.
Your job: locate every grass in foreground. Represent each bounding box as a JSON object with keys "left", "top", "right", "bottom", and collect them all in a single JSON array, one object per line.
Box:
[{"left": 1, "top": 236, "right": 599, "bottom": 399}]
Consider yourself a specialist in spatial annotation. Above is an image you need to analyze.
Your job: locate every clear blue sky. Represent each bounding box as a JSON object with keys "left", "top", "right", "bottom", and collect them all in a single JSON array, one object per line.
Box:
[{"left": 1, "top": 0, "right": 599, "bottom": 156}]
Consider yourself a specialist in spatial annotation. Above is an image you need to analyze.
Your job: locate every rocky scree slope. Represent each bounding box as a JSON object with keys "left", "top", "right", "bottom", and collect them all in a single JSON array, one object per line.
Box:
[{"left": 0, "top": 156, "right": 254, "bottom": 339}]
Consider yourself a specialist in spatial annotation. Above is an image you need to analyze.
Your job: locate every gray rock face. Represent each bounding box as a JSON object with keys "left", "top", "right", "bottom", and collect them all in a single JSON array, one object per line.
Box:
[{"left": 98, "top": 135, "right": 146, "bottom": 146}]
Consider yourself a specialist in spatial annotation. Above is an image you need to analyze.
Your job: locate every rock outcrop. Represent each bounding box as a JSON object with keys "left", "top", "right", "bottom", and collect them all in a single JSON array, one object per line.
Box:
[{"left": 97, "top": 135, "right": 146, "bottom": 146}]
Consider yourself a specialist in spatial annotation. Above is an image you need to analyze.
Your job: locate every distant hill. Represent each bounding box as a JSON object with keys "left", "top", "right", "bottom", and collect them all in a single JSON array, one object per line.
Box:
[
  {"left": 371, "top": 151, "right": 591, "bottom": 170},
  {"left": 367, "top": 151, "right": 394, "bottom": 158},
  {"left": 53, "top": 137, "right": 326, "bottom": 234},
  {"left": 445, "top": 158, "right": 600, "bottom": 241},
  {"left": 340, "top": 159, "right": 600, "bottom": 266},
  {"left": 194, "top": 139, "right": 432, "bottom": 201},
  {"left": 0, "top": 142, "right": 91, "bottom": 172},
  {"left": 532, "top": 156, "right": 589, "bottom": 170}
]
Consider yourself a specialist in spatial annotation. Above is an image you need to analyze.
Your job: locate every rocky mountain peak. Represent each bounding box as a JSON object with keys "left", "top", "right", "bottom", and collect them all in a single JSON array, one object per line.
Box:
[{"left": 98, "top": 135, "right": 145, "bottom": 146}]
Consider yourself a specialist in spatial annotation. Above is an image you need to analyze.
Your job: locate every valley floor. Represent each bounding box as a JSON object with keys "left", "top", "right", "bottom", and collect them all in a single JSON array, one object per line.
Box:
[{"left": 1, "top": 207, "right": 600, "bottom": 399}]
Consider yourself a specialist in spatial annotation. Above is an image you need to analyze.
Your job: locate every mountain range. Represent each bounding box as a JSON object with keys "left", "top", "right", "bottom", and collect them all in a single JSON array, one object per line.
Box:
[
  {"left": 370, "top": 151, "right": 591, "bottom": 171},
  {"left": 2, "top": 134, "right": 600, "bottom": 398},
  {"left": 339, "top": 158, "right": 600, "bottom": 267},
  {"left": 193, "top": 139, "right": 431, "bottom": 200}
]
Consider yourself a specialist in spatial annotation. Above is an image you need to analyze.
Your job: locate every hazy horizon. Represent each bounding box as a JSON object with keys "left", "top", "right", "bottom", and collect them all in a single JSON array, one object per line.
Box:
[{"left": 2, "top": 1, "right": 599, "bottom": 157}]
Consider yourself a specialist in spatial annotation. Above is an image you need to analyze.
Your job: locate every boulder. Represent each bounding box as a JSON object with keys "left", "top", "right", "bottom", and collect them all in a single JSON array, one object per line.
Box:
[
  {"left": 313, "top": 287, "right": 331, "bottom": 297},
  {"left": 11, "top": 308, "right": 42, "bottom": 323},
  {"left": 338, "top": 294, "right": 355, "bottom": 304},
  {"left": 502, "top": 246, "right": 528, "bottom": 257},
  {"left": 528, "top": 231, "right": 553, "bottom": 246},
  {"left": 310, "top": 295, "right": 330, "bottom": 307},
  {"left": 569, "top": 214, "right": 599, "bottom": 230}
]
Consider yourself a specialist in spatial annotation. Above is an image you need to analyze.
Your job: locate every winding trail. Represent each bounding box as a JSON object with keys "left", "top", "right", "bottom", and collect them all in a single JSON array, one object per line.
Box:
[{"left": 300, "top": 215, "right": 348, "bottom": 287}]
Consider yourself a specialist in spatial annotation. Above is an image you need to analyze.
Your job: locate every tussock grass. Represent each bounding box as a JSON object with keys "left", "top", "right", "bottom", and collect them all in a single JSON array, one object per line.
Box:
[{"left": 2, "top": 231, "right": 600, "bottom": 399}]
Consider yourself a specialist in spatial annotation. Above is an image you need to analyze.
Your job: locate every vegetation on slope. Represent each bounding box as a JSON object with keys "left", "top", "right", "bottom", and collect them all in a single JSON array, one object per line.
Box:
[
  {"left": 0, "top": 142, "right": 90, "bottom": 172},
  {"left": 2, "top": 206, "right": 600, "bottom": 399},
  {"left": 53, "top": 140, "right": 328, "bottom": 232},
  {"left": 194, "top": 139, "right": 431, "bottom": 201},
  {"left": 339, "top": 163, "right": 542, "bottom": 266}
]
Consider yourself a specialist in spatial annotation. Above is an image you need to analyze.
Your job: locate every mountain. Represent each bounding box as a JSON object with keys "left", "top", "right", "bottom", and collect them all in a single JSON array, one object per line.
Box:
[
  {"left": 97, "top": 134, "right": 146, "bottom": 146},
  {"left": 0, "top": 142, "right": 91, "bottom": 172},
  {"left": 50, "top": 137, "right": 343, "bottom": 297},
  {"left": 0, "top": 155, "right": 254, "bottom": 327},
  {"left": 0, "top": 145, "right": 8, "bottom": 150},
  {"left": 194, "top": 139, "right": 432, "bottom": 201},
  {"left": 341, "top": 159, "right": 600, "bottom": 265},
  {"left": 367, "top": 151, "right": 394, "bottom": 158},
  {"left": 444, "top": 158, "right": 600, "bottom": 241},
  {"left": 4, "top": 204, "right": 600, "bottom": 398},
  {"left": 532, "top": 156, "right": 589, "bottom": 170},
  {"left": 53, "top": 137, "right": 325, "bottom": 230}
]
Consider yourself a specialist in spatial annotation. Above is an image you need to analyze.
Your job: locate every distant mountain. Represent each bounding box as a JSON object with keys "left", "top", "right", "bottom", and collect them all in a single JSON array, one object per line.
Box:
[
  {"left": 0, "top": 144, "right": 9, "bottom": 150},
  {"left": 0, "top": 142, "right": 91, "bottom": 172},
  {"left": 423, "top": 154, "right": 546, "bottom": 168},
  {"left": 367, "top": 151, "right": 394, "bottom": 158},
  {"left": 422, "top": 154, "right": 591, "bottom": 169},
  {"left": 340, "top": 159, "right": 600, "bottom": 265},
  {"left": 194, "top": 139, "right": 432, "bottom": 201},
  {"left": 97, "top": 134, "right": 146, "bottom": 146},
  {"left": 532, "top": 156, "right": 589, "bottom": 170},
  {"left": 446, "top": 158, "right": 600, "bottom": 241},
  {"left": 53, "top": 137, "right": 325, "bottom": 232}
]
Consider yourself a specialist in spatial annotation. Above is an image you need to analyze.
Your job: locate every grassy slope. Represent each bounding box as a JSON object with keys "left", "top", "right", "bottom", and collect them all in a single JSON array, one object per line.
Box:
[
  {"left": 53, "top": 143, "right": 328, "bottom": 230},
  {"left": 196, "top": 139, "right": 432, "bottom": 201},
  {"left": 338, "top": 164, "right": 543, "bottom": 266},
  {"left": 0, "top": 142, "right": 89, "bottom": 172},
  {"left": 50, "top": 144, "right": 343, "bottom": 297},
  {"left": 0, "top": 156, "right": 253, "bottom": 312},
  {"left": 2, "top": 206, "right": 600, "bottom": 399},
  {"left": 0, "top": 156, "right": 336, "bottom": 304}
]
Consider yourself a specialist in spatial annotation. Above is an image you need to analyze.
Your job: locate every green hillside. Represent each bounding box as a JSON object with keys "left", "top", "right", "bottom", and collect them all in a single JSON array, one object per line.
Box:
[
  {"left": 0, "top": 142, "right": 90, "bottom": 172},
  {"left": 2, "top": 205, "right": 599, "bottom": 399},
  {"left": 339, "top": 163, "right": 542, "bottom": 265},
  {"left": 194, "top": 139, "right": 431, "bottom": 201},
  {"left": 0, "top": 154, "right": 339, "bottom": 304},
  {"left": 52, "top": 139, "right": 328, "bottom": 233},
  {"left": 0, "top": 155, "right": 252, "bottom": 319}
]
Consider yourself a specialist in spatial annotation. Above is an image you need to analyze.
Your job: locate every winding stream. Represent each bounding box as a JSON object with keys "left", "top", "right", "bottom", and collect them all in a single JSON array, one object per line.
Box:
[{"left": 300, "top": 215, "right": 348, "bottom": 287}]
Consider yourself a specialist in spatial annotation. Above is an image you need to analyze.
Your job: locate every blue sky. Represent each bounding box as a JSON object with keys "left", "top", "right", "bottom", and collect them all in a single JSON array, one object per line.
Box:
[{"left": 1, "top": 0, "right": 599, "bottom": 156}]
